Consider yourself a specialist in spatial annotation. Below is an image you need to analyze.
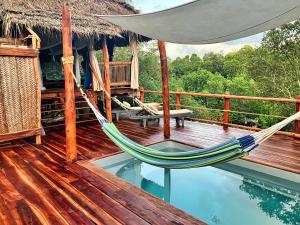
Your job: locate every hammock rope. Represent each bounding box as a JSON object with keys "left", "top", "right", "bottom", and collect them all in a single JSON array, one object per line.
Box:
[{"left": 62, "top": 57, "right": 300, "bottom": 169}]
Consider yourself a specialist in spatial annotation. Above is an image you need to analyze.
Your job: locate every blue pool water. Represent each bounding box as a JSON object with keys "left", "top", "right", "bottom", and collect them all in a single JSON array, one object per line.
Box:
[{"left": 95, "top": 154, "right": 300, "bottom": 225}]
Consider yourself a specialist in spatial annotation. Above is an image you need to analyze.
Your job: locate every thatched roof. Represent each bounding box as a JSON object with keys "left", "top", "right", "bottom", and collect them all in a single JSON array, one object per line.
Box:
[{"left": 0, "top": 0, "right": 138, "bottom": 37}]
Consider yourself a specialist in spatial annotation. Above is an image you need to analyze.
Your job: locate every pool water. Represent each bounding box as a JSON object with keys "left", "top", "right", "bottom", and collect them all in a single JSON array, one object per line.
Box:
[{"left": 95, "top": 153, "right": 300, "bottom": 225}]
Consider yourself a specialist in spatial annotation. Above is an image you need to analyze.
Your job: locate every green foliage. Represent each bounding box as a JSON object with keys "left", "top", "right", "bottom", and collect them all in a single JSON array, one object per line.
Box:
[
  {"left": 182, "top": 70, "right": 213, "bottom": 93},
  {"left": 110, "top": 21, "right": 300, "bottom": 131},
  {"left": 169, "top": 54, "right": 202, "bottom": 77},
  {"left": 202, "top": 52, "right": 225, "bottom": 75}
]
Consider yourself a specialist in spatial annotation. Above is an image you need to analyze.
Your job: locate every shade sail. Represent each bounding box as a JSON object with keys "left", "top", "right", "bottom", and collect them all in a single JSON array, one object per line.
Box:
[{"left": 97, "top": 0, "right": 300, "bottom": 44}]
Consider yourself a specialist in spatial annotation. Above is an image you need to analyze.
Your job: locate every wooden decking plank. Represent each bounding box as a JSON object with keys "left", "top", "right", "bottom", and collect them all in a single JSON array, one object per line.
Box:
[
  {"left": 71, "top": 179, "right": 150, "bottom": 225},
  {"left": 0, "top": 119, "right": 299, "bottom": 224},
  {"left": 0, "top": 150, "right": 94, "bottom": 225},
  {"left": 15, "top": 142, "right": 149, "bottom": 225},
  {"left": 15, "top": 199, "right": 44, "bottom": 225},
  {"left": 68, "top": 163, "right": 205, "bottom": 225},
  {"left": 0, "top": 191, "right": 20, "bottom": 225}
]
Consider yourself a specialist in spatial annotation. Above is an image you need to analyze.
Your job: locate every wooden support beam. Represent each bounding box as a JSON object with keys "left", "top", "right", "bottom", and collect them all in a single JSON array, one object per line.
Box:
[
  {"left": 62, "top": 2, "right": 77, "bottom": 162},
  {"left": 223, "top": 91, "right": 230, "bottom": 130},
  {"left": 295, "top": 95, "right": 300, "bottom": 134},
  {"left": 102, "top": 35, "right": 112, "bottom": 122},
  {"left": 33, "top": 57, "right": 42, "bottom": 145},
  {"left": 139, "top": 87, "right": 145, "bottom": 103},
  {"left": 158, "top": 40, "right": 170, "bottom": 138},
  {"left": 175, "top": 89, "right": 181, "bottom": 110},
  {"left": 0, "top": 48, "right": 38, "bottom": 57}
]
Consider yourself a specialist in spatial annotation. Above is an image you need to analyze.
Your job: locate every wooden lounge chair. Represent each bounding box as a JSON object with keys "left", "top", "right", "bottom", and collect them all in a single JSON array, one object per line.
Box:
[
  {"left": 111, "top": 97, "right": 160, "bottom": 121},
  {"left": 132, "top": 98, "right": 194, "bottom": 128}
]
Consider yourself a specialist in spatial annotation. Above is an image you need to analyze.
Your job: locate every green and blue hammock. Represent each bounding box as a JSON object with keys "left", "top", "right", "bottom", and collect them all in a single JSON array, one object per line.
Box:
[
  {"left": 63, "top": 58, "right": 300, "bottom": 169},
  {"left": 83, "top": 91, "right": 300, "bottom": 169}
]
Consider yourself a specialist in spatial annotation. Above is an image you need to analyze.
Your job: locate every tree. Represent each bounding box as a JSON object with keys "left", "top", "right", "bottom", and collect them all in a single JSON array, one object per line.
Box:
[
  {"left": 202, "top": 52, "right": 225, "bottom": 75},
  {"left": 169, "top": 54, "right": 202, "bottom": 77},
  {"left": 248, "top": 20, "right": 300, "bottom": 98}
]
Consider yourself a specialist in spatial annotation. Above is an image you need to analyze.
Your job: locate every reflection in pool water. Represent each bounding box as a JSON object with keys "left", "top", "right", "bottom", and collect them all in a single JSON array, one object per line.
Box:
[{"left": 111, "top": 158, "right": 300, "bottom": 225}]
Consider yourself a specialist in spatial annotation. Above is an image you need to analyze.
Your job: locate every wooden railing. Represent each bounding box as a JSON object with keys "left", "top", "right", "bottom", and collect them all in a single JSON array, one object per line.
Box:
[
  {"left": 140, "top": 89, "right": 300, "bottom": 138},
  {"left": 100, "top": 61, "right": 131, "bottom": 87},
  {"left": 41, "top": 89, "right": 98, "bottom": 128}
]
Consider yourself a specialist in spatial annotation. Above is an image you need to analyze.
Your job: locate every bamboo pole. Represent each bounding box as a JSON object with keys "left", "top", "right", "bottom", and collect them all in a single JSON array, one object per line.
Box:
[
  {"left": 158, "top": 40, "right": 170, "bottom": 138},
  {"left": 102, "top": 35, "right": 112, "bottom": 122},
  {"left": 62, "top": 2, "right": 77, "bottom": 162}
]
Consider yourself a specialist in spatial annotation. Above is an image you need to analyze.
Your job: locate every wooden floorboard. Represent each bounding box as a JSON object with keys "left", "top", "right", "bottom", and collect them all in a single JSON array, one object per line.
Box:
[{"left": 0, "top": 118, "right": 299, "bottom": 224}]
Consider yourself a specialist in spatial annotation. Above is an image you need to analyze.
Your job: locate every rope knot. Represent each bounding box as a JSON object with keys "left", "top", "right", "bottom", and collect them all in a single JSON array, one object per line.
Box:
[{"left": 61, "top": 56, "right": 74, "bottom": 65}]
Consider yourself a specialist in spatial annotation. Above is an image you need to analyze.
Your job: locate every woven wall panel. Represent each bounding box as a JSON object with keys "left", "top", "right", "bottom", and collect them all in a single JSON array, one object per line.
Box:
[{"left": 0, "top": 56, "right": 39, "bottom": 134}]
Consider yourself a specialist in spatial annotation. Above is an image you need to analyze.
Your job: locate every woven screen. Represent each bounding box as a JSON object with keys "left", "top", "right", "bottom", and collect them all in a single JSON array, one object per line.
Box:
[{"left": 0, "top": 56, "right": 40, "bottom": 135}]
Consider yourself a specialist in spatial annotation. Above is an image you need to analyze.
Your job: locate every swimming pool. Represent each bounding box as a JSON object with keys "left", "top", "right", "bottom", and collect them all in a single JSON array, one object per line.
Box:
[{"left": 93, "top": 143, "right": 300, "bottom": 225}]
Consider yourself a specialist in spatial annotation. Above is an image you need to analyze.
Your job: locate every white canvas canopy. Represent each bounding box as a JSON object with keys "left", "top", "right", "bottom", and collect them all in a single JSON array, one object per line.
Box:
[{"left": 98, "top": 0, "right": 300, "bottom": 44}]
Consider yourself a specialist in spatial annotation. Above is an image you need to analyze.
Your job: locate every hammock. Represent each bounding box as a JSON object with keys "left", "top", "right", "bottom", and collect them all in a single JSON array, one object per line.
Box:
[{"left": 62, "top": 57, "right": 300, "bottom": 169}]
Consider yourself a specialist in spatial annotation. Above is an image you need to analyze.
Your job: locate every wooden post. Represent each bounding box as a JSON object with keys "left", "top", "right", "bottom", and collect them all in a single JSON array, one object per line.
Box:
[
  {"left": 295, "top": 95, "right": 300, "bottom": 134},
  {"left": 102, "top": 35, "right": 112, "bottom": 122},
  {"left": 140, "top": 87, "right": 145, "bottom": 103},
  {"left": 175, "top": 89, "right": 181, "bottom": 110},
  {"left": 223, "top": 91, "right": 230, "bottom": 130},
  {"left": 62, "top": 3, "right": 77, "bottom": 162},
  {"left": 158, "top": 40, "right": 170, "bottom": 138},
  {"left": 32, "top": 50, "right": 42, "bottom": 145}
]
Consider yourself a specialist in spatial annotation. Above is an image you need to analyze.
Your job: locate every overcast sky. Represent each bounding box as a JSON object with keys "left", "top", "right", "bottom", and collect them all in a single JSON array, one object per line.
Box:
[{"left": 130, "top": 0, "right": 263, "bottom": 59}]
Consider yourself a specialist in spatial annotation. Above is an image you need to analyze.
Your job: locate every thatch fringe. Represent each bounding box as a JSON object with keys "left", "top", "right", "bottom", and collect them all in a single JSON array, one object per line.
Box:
[{"left": 0, "top": 0, "right": 138, "bottom": 37}]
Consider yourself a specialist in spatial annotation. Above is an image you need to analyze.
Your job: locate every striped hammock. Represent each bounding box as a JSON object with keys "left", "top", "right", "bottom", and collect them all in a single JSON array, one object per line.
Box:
[{"left": 62, "top": 57, "right": 300, "bottom": 169}]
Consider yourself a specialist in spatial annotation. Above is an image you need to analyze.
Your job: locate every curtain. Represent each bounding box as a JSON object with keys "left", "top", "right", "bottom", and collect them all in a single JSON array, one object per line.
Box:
[
  {"left": 89, "top": 46, "right": 103, "bottom": 91},
  {"left": 84, "top": 51, "right": 91, "bottom": 89},
  {"left": 74, "top": 49, "right": 81, "bottom": 84},
  {"left": 130, "top": 34, "right": 139, "bottom": 89}
]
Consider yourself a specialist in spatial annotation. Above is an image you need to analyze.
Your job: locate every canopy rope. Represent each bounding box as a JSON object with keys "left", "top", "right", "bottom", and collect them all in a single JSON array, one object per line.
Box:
[{"left": 61, "top": 57, "right": 300, "bottom": 168}]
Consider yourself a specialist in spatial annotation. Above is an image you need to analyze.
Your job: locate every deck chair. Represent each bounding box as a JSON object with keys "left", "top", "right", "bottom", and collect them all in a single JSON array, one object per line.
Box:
[
  {"left": 111, "top": 97, "right": 160, "bottom": 121},
  {"left": 133, "top": 98, "right": 194, "bottom": 128}
]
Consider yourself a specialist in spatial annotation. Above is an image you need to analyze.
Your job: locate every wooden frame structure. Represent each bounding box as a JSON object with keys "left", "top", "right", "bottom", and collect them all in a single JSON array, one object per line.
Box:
[
  {"left": 60, "top": 4, "right": 172, "bottom": 161},
  {"left": 0, "top": 35, "right": 42, "bottom": 144}
]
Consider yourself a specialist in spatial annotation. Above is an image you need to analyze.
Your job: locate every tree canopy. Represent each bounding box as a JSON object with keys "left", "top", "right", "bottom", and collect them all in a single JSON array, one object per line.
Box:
[{"left": 112, "top": 20, "right": 300, "bottom": 131}]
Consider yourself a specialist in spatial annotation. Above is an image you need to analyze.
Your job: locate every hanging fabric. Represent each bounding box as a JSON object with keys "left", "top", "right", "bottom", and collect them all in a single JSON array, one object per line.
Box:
[
  {"left": 74, "top": 49, "right": 81, "bottom": 85},
  {"left": 130, "top": 33, "right": 139, "bottom": 89},
  {"left": 89, "top": 45, "right": 103, "bottom": 92},
  {"left": 98, "top": 0, "right": 300, "bottom": 45},
  {"left": 84, "top": 51, "right": 91, "bottom": 89}
]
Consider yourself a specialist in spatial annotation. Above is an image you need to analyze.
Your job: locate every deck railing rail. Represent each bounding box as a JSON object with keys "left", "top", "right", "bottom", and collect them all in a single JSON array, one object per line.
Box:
[{"left": 140, "top": 88, "right": 300, "bottom": 138}]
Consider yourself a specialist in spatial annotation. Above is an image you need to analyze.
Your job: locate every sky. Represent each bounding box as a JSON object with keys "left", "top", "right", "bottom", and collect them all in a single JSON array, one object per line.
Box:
[{"left": 129, "top": 0, "right": 263, "bottom": 59}]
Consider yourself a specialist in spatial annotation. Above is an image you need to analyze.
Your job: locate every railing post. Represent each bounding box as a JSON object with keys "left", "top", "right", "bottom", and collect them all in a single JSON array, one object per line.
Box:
[
  {"left": 175, "top": 89, "right": 181, "bottom": 110},
  {"left": 140, "top": 87, "right": 145, "bottom": 103},
  {"left": 223, "top": 91, "right": 230, "bottom": 130},
  {"left": 295, "top": 95, "right": 300, "bottom": 134}
]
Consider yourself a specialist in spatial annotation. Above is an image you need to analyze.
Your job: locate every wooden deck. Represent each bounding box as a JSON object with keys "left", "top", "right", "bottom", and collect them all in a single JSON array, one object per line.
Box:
[{"left": 0, "top": 119, "right": 299, "bottom": 225}]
